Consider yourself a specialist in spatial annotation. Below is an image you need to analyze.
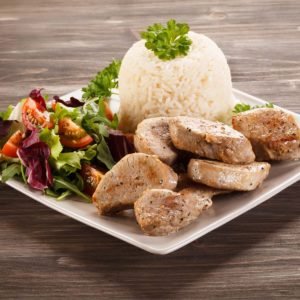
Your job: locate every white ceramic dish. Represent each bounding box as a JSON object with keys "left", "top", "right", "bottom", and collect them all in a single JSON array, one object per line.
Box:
[{"left": 5, "top": 88, "right": 300, "bottom": 254}]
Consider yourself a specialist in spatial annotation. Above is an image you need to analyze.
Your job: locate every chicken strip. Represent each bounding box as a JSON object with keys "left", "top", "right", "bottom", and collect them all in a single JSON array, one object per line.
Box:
[
  {"left": 232, "top": 108, "right": 300, "bottom": 161},
  {"left": 92, "top": 153, "right": 178, "bottom": 215},
  {"left": 169, "top": 116, "right": 255, "bottom": 164},
  {"left": 188, "top": 159, "right": 270, "bottom": 191},
  {"left": 134, "top": 117, "right": 178, "bottom": 165},
  {"left": 134, "top": 187, "right": 215, "bottom": 236}
]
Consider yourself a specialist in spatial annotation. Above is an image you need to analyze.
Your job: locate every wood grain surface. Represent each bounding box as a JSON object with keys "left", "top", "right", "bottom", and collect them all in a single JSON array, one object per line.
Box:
[{"left": 0, "top": 0, "right": 299, "bottom": 299}]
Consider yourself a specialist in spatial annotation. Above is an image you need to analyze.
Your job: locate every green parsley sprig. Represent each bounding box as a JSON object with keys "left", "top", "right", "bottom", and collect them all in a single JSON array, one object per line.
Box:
[
  {"left": 140, "top": 19, "right": 192, "bottom": 61},
  {"left": 233, "top": 102, "right": 274, "bottom": 114},
  {"left": 82, "top": 59, "right": 121, "bottom": 100}
]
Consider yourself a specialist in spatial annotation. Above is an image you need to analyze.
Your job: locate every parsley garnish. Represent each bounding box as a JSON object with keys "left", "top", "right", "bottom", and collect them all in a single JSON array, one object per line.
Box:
[
  {"left": 233, "top": 102, "right": 274, "bottom": 114},
  {"left": 82, "top": 60, "right": 121, "bottom": 100},
  {"left": 140, "top": 19, "right": 192, "bottom": 61}
]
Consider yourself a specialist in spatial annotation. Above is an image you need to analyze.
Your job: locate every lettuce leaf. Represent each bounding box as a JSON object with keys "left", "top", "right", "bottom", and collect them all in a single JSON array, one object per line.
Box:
[
  {"left": 7, "top": 100, "right": 25, "bottom": 122},
  {"left": 50, "top": 175, "right": 91, "bottom": 202},
  {"left": 53, "top": 96, "right": 84, "bottom": 108},
  {"left": 0, "top": 105, "right": 14, "bottom": 120},
  {"left": 39, "top": 128, "right": 63, "bottom": 160},
  {"left": 96, "top": 138, "right": 115, "bottom": 169},
  {"left": 29, "top": 88, "right": 46, "bottom": 110},
  {"left": 106, "top": 129, "right": 135, "bottom": 163},
  {"left": 52, "top": 145, "right": 97, "bottom": 175},
  {"left": 52, "top": 103, "right": 81, "bottom": 123},
  {"left": 0, "top": 119, "right": 14, "bottom": 139},
  {"left": 0, "top": 163, "right": 22, "bottom": 182},
  {"left": 0, "top": 153, "right": 20, "bottom": 164},
  {"left": 18, "top": 130, "right": 53, "bottom": 190}
]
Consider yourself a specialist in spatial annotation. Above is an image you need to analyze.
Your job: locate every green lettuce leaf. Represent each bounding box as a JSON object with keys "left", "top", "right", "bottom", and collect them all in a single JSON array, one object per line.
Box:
[
  {"left": 0, "top": 153, "right": 20, "bottom": 164},
  {"left": 96, "top": 138, "right": 115, "bottom": 169},
  {"left": 39, "top": 128, "right": 63, "bottom": 160},
  {"left": 52, "top": 145, "right": 97, "bottom": 175},
  {"left": 0, "top": 105, "right": 14, "bottom": 120},
  {"left": 0, "top": 163, "right": 22, "bottom": 182},
  {"left": 7, "top": 99, "right": 26, "bottom": 122},
  {"left": 52, "top": 103, "right": 81, "bottom": 123},
  {"left": 51, "top": 176, "right": 91, "bottom": 202}
]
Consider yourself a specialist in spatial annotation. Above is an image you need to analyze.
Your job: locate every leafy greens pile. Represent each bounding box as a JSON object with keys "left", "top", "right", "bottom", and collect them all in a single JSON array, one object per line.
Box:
[{"left": 0, "top": 60, "right": 134, "bottom": 202}]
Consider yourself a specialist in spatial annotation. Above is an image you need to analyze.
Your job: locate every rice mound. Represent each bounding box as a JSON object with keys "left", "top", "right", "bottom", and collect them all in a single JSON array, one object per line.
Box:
[{"left": 118, "top": 31, "right": 234, "bottom": 132}]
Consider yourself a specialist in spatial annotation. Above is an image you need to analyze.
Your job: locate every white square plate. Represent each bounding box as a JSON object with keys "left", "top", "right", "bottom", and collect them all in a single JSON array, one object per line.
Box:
[{"left": 5, "top": 88, "right": 300, "bottom": 254}]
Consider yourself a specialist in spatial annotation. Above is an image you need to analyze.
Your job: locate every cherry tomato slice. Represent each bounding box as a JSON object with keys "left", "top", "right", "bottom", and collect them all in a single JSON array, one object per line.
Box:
[
  {"left": 51, "top": 100, "right": 57, "bottom": 111},
  {"left": 22, "top": 97, "right": 53, "bottom": 130},
  {"left": 58, "top": 117, "right": 93, "bottom": 149},
  {"left": 60, "top": 135, "right": 93, "bottom": 149},
  {"left": 1, "top": 130, "right": 23, "bottom": 157},
  {"left": 104, "top": 101, "right": 113, "bottom": 121},
  {"left": 81, "top": 163, "right": 105, "bottom": 196}
]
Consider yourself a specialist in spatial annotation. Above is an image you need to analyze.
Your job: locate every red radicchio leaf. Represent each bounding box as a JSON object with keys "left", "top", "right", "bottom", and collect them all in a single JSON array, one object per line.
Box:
[
  {"left": 105, "top": 129, "right": 135, "bottom": 163},
  {"left": 17, "top": 130, "right": 53, "bottom": 190},
  {"left": 29, "top": 88, "right": 46, "bottom": 110},
  {"left": 53, "top": 95, "right": 84, "bottom": 107},
  {"left": 21, "top": 129, "right": 40, "bottom": 148},
  {"left": 0, "top": 118, "right": 14, "bottom": 139}
]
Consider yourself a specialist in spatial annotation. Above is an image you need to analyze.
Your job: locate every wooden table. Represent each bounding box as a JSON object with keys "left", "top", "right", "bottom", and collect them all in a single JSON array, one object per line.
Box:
[{"left": 0, "top": 0, "right": 299, "bottom": 298}]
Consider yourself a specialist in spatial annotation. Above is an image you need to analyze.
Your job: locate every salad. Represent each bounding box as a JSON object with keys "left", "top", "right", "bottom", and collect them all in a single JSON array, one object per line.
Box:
[{"left": 0, "top": 60, "right": 134, "bottom": 202}]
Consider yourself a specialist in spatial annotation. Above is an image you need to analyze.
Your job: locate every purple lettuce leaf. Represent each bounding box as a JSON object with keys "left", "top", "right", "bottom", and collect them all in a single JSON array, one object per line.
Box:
[
  {"left": 53, "top": 95, "right": 84, "bottom": 107},
  {"left": 17, "top": 130, "right": 53, "bottom": 190},
  {"left": 21, "top": 129, "right": 40, "bottom": 148},
  {"left": 106, "top": 129, "right": 135, "bottom": 163},
  {"left": 29, "top": 88, "right": 47, "bottom": 110},
  {"left": 0, "top": 118, "right": 14, "bottom": 139}
]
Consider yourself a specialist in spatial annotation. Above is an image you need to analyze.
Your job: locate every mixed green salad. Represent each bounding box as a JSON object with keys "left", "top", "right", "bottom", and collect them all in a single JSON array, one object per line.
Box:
[{"left": 0, "top": 60, "right": 134, "bottom": 202}]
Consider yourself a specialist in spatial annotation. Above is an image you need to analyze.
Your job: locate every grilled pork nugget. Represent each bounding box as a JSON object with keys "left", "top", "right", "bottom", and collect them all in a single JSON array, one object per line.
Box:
[
  {"left": 232, "top": 108, "right": 300, "bottom": 161},
  {"left": 169, "top": 116, "right": 255, "bottom": 164},
  {"left": 93, "top": 153, "right": 178, "bottom": 215},
  {"left": 134, "top": 117, "right": 178, "bottom": 165},
  {"left": 134, "top": 187, "right": 214, "bottom": 236},
  {"left": 188, "top": 159, "right": 270, "bottom": 191}
]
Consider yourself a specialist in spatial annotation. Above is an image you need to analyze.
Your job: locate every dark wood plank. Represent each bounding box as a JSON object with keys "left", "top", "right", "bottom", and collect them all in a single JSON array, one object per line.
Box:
[{"left": 0, "top": 0, "right": 299, "bottom": 299}]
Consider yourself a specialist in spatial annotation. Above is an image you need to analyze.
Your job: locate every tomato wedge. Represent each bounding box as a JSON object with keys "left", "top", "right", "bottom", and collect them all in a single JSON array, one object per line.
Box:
[
  {"left": 60, "top": 135, "right": 93, "bottom": 149},
  {"left": 104, "top": 101, "right": 113, "bottom": 121},
  {"left": 22, "top": 97, "right": 53, "bottom": 130},
  {"left": 58, "top": 117, "right": 93, "bottom": 149},
  {"left": 81, "top": 163, "right": 105, "bottom": 196},
  {"left": 1, "top": 130, "right": 23, "bottom": 157},
  {"left": 51, "top": 100, "right": 57, "bottom": 111}
]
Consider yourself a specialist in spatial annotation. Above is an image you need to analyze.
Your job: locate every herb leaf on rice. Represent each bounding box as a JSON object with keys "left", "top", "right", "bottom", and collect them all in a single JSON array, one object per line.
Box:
[{"left": 140, "top": 19, "right": 192, "bottom": 60}]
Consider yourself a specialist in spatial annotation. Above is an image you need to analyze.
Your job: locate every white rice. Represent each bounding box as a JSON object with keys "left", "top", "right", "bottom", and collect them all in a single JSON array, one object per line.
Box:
[{"left": 118, "top": 31, "right": 234, "bottom": 132}]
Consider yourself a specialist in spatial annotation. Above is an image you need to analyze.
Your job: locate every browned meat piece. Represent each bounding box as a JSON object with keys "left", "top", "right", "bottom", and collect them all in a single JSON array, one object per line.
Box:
[
  {"left": 188, "top": 159, "right": 270, "bottom": 191},
  {"left": 169, "top": 116, "right": 255, "bottom": 164},
  {"left": 92, "top": 153, "right": 178, "bottom": 215},
  {"left": 134, "top": 117, "right": 178, "bottom": 165},
  {"left": 134, "top": 187, "right": 214, "bottom": 236},
  {"left": 232, "top": 108, "right": 300, "bottom": 161}
]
